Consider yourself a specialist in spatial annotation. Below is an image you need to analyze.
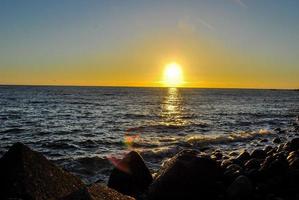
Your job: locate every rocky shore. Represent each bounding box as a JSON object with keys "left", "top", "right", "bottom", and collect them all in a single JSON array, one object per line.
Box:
[{"left": 2, "top": 135, "right": 299, "bottom": 200}]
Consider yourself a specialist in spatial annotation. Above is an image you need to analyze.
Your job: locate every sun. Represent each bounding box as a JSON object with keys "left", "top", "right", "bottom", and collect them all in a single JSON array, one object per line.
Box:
[{"left": 163, "top": 62, "right": 183, "bottom": 87}]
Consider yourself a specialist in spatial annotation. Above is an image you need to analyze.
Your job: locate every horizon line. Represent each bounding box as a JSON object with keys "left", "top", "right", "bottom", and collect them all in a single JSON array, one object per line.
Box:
[{"left": 0, "top": 84, "right": 298, "bottom": 91}]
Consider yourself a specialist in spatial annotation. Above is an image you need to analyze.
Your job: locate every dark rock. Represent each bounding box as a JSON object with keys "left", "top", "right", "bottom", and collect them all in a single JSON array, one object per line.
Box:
[
  {"left": 264, "top": 146, "right": 273, "bottom": 154},
  {"left": 274, "top": 128, "right": 282, "bottom": 132},
  {"left": 108, "top": 151, "right": 153, "bottom": 197},
  {"left": 221, "top": 159, "right": 234, "bottom": 169},
  {"left": 283, "top": 142, "right": 292, "bottom": 151},
  {"left": 224, "top": 164, "right": 243, "bottom": 184},
  {"left": 61, "top": 183, "right": 135, "bottom": 200},
  {"left": 244, "top": 158, "right": 261, "bottom": 170},
  {"left": 236, "top": 151, "right": 251, "bottom": 164},
  {"left": 0, "top": 142, "right": 84, "bottom": 200},
  {"left": 212, "top": 152, "right": 223, "bottom": 160},
  {"left": 289, "top": 158, "right": 299, "bottom": 170},
  {"left": 251, "top": 149, "right": 266, "bottom": 159},
  {"left": 289, "top": 138, "right": 299, "bottom": 151},
  {"left": 260, "top": 138, "right": 269, "bottom": 143},
  {"left": 148, "top": 150, "right": 222, "bottom": 200},
  {"left": 226, "top": 164, "right": 242, "bottom": 172},
  {"left": 286, "top": 151, "right": 298, "bottom": 162},
  {"left": 273, "top": 137, "right": 281, "bottom": 144},
  {"left": 226, "top": 175, "right": 253, "bottom": 200},
  {"left": 229, "top": 151, "right": 239, "bottom": 157},
  {"left": 260, "top": 154, "right": 288, "bottom": 176}
]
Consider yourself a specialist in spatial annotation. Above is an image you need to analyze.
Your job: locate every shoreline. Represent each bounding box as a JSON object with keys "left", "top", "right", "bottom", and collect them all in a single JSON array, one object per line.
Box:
[{"left": 1, "top": 126, "right": 299, "bottom": 199}]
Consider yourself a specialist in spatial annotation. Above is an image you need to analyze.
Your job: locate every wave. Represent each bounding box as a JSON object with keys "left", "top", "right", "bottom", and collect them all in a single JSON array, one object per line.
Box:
[
  {"left": 186, "top": 129, "right": 273, "bottom": 146},
  {"left": 0, "top": 128, "right": 25, "bottom": 134}
]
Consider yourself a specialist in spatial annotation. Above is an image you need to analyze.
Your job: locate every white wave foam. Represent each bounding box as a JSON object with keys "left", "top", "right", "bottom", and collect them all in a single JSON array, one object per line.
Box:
[{"left": 186, "top": 129, "right": 273, "bottom": 145}]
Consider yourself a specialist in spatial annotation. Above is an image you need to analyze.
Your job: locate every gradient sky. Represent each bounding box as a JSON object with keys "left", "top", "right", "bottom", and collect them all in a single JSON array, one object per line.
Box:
[{"left": 0, "top": 0, "right": 298, "bottom": 88}]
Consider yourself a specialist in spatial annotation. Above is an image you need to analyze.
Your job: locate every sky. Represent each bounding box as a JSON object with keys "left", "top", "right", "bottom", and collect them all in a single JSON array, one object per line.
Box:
[{"left": 0, "top": 0, "right": 298, "bottom": 89}]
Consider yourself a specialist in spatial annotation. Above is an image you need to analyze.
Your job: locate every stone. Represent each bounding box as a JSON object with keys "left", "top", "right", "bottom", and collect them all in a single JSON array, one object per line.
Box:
[
  {"left": 289, "top": 158, "right": 299, "bottom": 170},
  {"left": 260, "top": 138, "right": 268, "bottom": 143},
  {"left": 286, "top": 151, "right": 298, "bottom": 162},
  {"left": 221, "top": 159, "right": 234, "bottom": 169},
  {"left": 148, "top": 150, "right": 222, "bottom": 200},
  {"left": 0, "top": 142, "right": 84, "bottom": 200},
  {"left": 61, "top": 183, "right": 135, "bottom": 200},
  {"left": 226, "top": 175, "right": 252, "bottom": 200},
  {"left": 212, "top": 152, "right": 223, "bottom": 160},
  {"left": 264, "top": 146, "right": 273, "bottom": 154},
  {"left": 251, "top": 149, "right": 266, "bottom": 159},
  {"left": 244, "top": 158, "right": 261, "bottom": 170},
  {"left": 108, "top": 151, "right": 153, "bottom": 197},
  {"left": 236, "top": 151, "right": 251, "bottom": 164},
  {"left": 260, "top": 155, "right": 288, "bottom": 177},
  {"left": 289, "top": 138, "right": 299, "bottom": 151},
  {"left": 273, "top": 137, "right": 282, "bottom": 144},
  {"left": 274, "top": 128, "right": 282, "bottom": 132},
  {"left": 223, "top": 163, "right": 243, "bottom": 184}
]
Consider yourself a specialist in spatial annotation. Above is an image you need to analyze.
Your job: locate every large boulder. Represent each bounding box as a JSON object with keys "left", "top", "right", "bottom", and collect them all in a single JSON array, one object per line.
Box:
[
  {"left": 0, "top": 142, "right": 84, "bottom": 200},
  {"left": 289, "top": 138, "right": 299, "bottom": 151},
  {"left": 61, "top": 183, "right": 135, "bottom": 200},
  {"left": 148, "top": 150, "right": 222, "bottom": 200},
  {"left": 108, "top": 151, "right": 153, "bottom": 197}
]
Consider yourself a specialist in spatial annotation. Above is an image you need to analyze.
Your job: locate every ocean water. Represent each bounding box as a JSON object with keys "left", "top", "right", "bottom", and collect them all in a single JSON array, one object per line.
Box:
[{"left": 0, "top": 86, "right": 299, "bottom": 183}]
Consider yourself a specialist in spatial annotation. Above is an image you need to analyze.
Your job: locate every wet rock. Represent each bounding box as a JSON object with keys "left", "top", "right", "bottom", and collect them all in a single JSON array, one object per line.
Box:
[
  {"left": 212, "top": 151, "right": 223, "bottom": 160},
  {"left": 236, "top": 151, "right": 251, "bottom": 164},
  {"left": 108, "top": 151, "right": 153, "bottom": 197},
  {"left": 260, "top": 154, "right": 288, "bottom": 176},
  {"left": 274, "top": 128, "right": 282, "bottom": 132},
  {"left": 61, "top": 183, "right": 135, "bottom": 200},
  {"left": 286, "top": 151, "right": 298, "bottom": 162},
  {"left": 289, "top": 138, "right": 299, "bottom": 151},
  {"left": 229, "top": 151, "right": 239, "bottom": 157},
  {"left": 289, "top": 158, "right": 299, "bottom": 170},
  {"left": 221, "top": 159, "right": 234, "bottom": 169},
  {"left": 264, "top": 146, "right": 273, "bottom": 154},
  {"left": 0, "top": 142, "right": 84, "bottom": 200},
  {"left": 273, "top": 137, "right": 282, "bottom": 144},
  {"left": 224, "top": 164, "right": 243, "bottom": 183},
  {"left": 260, "top": 138, "right": 269, "bottom": 143},
  {"left": 251, "top": 149, "right": 266, "bottom": 159},
  {"left": 244, "top": 158, "right": 261, "bottom": 170},
  {"left": 148, "top": 150, "right": 222, "bottom": 200},
  {"left": 226, "top": 175, "right": 253, "bottom": 200}
]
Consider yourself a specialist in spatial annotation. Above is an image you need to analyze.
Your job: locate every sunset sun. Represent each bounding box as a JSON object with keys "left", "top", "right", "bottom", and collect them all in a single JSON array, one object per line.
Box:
[{"left": 163, "top": 63, "right": 183, "bottom": 87}]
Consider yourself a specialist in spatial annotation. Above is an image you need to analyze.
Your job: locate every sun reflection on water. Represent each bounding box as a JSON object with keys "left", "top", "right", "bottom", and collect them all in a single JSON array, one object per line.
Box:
[{"left": 161, "top": 87, "right": 186, "bottom": 126}]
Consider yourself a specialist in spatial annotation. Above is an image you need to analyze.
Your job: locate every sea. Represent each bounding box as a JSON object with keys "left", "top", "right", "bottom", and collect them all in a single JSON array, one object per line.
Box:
[{"left": 0, "top": 86, "right": 299, "bottom": 183}]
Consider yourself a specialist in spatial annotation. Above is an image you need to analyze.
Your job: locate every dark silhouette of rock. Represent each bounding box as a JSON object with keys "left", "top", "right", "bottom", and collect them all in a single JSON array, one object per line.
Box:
[
  {"left": 236, "top": 151, "right": 251, "bottom": 164},
  {"left": 108, "top": 151, "right": 153, "bottom": 197},
  {"left": 148, "top": 150, "right": 222, "bottom": 200},
  {"left": 0, "top": 142, "right": 84, "bottom": 200},
  {"left": 223, "top": 164, "right": 243, "bottom": 184},
  {"left": 260, "top": 138, "right": 268, "bottom": 143},
  {"left": 61, "top": 183, "right": 135, "bottom": 200},
  {"left": 226, "top": 175, "right": 252, "bottom": 200},
  {"left": 251, "top": 149, "right": 266, "bottom": 159},
  {"left": 244, "top": 158, "right": 261, "bottom": 170},
  {"left": 264, "top": 145, "right": 273, "bottom": 154},
  {"left": 289, "top": 138, "right": 299, "bottom": 151},
  {"left": 260, "top": 154, "right": 288, "bottom": 177},
  {"left": 273, "top": 137, "right": 282, "bottom": 144}
]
